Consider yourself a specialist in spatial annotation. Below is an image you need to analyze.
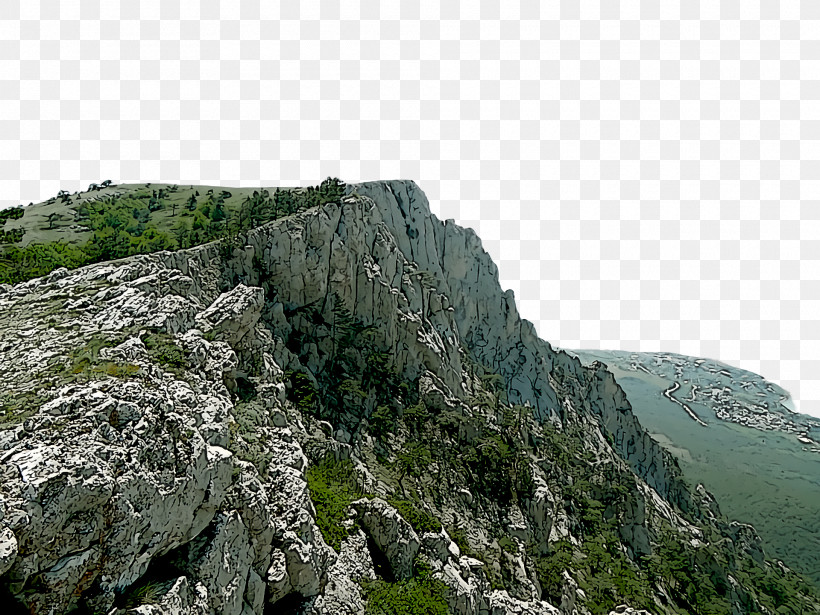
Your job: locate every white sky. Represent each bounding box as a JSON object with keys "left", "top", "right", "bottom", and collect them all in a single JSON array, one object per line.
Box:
[{"left": 1, "top": 1, "right": 818, "bottom": 419}]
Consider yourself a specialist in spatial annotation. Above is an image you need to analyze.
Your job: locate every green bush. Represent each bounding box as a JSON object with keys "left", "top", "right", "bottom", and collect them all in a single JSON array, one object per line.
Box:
[
  {"left": 305, "top": 457, "right": 365, "bottom": 552},
  {"left": 144, "top": 333, "right": 187, "bottom": 371},
  {"left": 285, "top": 370, "right": 319, "bottom": 415},
  {"left": 394, "top": 442, "right": 431, "bottom": 493},
  {"left": 0, "top": 228, "right": 24, "bottom": 243},
  {"left": 387, "top": 497, "right": 442, "bottom": 534},
  {"left": 533, "top": 540, "right": 573, "bottom": 605},
  {"left": 0, "top": 206, "right": 24, "bottom": 224},
  {"left": 370, "top": 404, "right": 398, "bottom": 443},
  {"left": 360, "top": 557, "right": 449, "bottom": 615},
  {"left": 447, "top": 527, "right": 483, "bottom": 562},
  {"left": 498, "top": 536, "right": 517, "bottom": 554},
  {"left": 400, "top": 401, "right": 429, "bottom": 436},
  {"left": 119, "top": 579, "right": 175, "bottom": 609}
]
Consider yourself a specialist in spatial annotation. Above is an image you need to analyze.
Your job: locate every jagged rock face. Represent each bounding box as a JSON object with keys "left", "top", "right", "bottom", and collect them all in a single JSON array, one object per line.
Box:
[
  {"left": 194, "top": 283, "right": 264, "bottom": 345},
  {"left": 350, "top": 498, "right": 420, "bottom": 581},
  {"left": 0, "top": 180, "right": 815, "bottom": 615}
]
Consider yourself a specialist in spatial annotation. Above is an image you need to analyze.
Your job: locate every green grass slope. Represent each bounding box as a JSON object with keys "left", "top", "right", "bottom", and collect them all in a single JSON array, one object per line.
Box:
[
  {"left": 569, "top": 348, "right": 820, "bottom": 587},
  {"left": 0, "top": 178, "right": 347, "bottom": 285}
]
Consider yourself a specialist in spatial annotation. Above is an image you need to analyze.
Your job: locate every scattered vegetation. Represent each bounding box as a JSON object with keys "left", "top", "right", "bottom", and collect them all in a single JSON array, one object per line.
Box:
[
  {"left": 117, "top": 579, "right": 174, "bottom": 609},
  {"left": 305, "top": 457, "right": 366, "bottom": 552},
  {"left": 227, "top": 400, "right": 277, "bottom": 478},
  {"left": 284, "top": 293, "right": 412, "bottom": 435},
  {"left": 447, "top": 526, "right": 483, "bottom": 562},
  {"left": 360, "top": 557, "right": 450, "bottom": 615},
  {"left": 0, "top": 389, "right": 42, "bottom": 428},
  {"left": 0, "top": 205, "right": 25, "bottom": 224},
  {"left": 0, "top": 178, "right": 346, "bottom": 285},
  {"left": 386, "top": 497, "right": 442, "bottom": 535},
  {"left": 3, "top": 178, "right": 817, "bottom": 613},
  {"left": 295, "top": 345, "right": 820, "bottom": 614},
  {"left": 43, "top": 332, "right": 141, "bottom": 385},
  {"left": 143, "top": 332, "right": 188, "bottom": 373},
  {"left": 497, "top": 535, "right": 517, "bottom": 554}
]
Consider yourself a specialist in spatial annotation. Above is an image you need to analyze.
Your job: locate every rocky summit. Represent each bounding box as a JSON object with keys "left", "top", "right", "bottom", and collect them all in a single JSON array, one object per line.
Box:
[{"left": 0, "top": 180, "right": 818, "bottom": 615}]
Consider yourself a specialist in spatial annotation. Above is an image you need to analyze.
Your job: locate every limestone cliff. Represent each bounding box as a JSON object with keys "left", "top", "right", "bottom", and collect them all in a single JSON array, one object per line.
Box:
[{"left": 0, "top": 180, "right": 816, "bottom": 615}]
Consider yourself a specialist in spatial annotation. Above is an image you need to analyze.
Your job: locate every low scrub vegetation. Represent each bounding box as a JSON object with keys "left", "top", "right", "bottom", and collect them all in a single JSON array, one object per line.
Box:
[
  {"left": 295, "top": 347, "right": 820, "bottom": 614},
  {"left": 143, "top": 333, "right": 188, "bottom": 373},
  {"left": 0, "top": 389, "right": 42, "bottom": 429},
  {"left": 305, "top": 457, "right": 366, "bottom": 552},
  {"left": 360, "top": 557, "right": 449, "bottom": 615},
  {"left": 0, "top": 178, "right": 346, "bottom": 285}
]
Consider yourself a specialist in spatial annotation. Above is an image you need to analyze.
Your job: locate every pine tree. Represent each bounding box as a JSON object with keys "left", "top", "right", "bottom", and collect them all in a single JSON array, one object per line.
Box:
[{"left": 274, "top": 189, "right": 297, "bottom": 216}]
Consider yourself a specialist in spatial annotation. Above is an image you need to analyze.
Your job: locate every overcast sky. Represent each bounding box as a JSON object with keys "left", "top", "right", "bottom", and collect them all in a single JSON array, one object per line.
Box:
[{"left": 1, "top": 1, "right": 818, "bottom": 418}]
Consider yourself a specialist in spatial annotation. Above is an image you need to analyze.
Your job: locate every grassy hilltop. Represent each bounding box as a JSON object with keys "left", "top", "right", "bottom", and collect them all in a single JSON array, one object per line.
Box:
[{"left": 0, "top": 178, "right": 347, "bottom": 285}]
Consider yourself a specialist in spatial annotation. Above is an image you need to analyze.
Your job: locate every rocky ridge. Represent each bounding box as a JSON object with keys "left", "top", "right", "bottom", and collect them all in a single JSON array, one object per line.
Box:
[{"left": 0, "top": 180, "right": 816, "bottom": 614}]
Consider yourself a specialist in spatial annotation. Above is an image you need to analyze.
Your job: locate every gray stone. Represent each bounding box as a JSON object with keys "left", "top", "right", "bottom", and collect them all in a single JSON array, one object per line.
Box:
[
  {"left": 0, "top": 180, "right": 790, "bottom": 615},
  {"left": 351, "top": 498, "right": 420, "bottom": 581},
  {"left": 0, "top": 528, "right": 17, "bottom": 576},
  {"left": 195, "top": 283, "right": 265, "bottom": 345}
]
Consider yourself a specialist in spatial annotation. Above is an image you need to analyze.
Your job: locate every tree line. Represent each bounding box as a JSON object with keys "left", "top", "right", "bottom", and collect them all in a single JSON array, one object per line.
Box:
[{"left": 0, "top": 178, "right": 346, "bottom": 285}]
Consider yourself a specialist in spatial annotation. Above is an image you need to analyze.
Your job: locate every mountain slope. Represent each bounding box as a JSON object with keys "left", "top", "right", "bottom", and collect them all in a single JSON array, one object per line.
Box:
[
  {"left": 568, "top": 348, "right": 820, "bottom": 588},
  {"left": 0, "top": 178, "right": 345, "bottom": 284},
  {"left": 0, "top": 180, "right": 817, "bottom": 615}
]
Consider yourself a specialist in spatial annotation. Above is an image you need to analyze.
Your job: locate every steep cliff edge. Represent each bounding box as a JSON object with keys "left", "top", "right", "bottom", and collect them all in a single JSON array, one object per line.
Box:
[{"left": 0, "top": 180, "right": 816, "bottom": 615}]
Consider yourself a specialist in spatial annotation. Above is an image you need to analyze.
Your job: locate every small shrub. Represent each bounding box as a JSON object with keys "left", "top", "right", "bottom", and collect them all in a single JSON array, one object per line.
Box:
[
  {"left": 387, "top": 497, "right": 442, "bottom": 534},
  {"left": 447, "top": 527, "right": 483, "bottom": 562},
  {"left": 119, "top": 579, "right": 174, "bottom": 609},
  {"left": 369, "top": 404, "right": 398, "bottom": 443},
  {"left": 498, "top": 536, "right": 517, "bottom": 555},
  {"left": 360, "top": 567, "right": 449, "bottom": 615},
  {"left": 338, "top": 378, "right": 367, "bottom": 401},
  {"left": 0, "top": 228, "right": 24, "bottom": 243},
  {"left": 0, "top": 390, "right": 41, "bottom": 429},
  {"left": 306, "top": 457, "right": 366, "bottom": 552},
  {"left": 401, "top": 401, "right": 429, "bottom": 436},
  {"left": 103, "top": 362, "right": 140, "bottom": 378},
  {"left": 0, "top": 206, "right": 24, "bottom": 224},
  {"left": 285, "top": 370, "right": 319, "bottom": 416},
  {"left": 144, "top": 333, "right": 187, "bottom": 371}
]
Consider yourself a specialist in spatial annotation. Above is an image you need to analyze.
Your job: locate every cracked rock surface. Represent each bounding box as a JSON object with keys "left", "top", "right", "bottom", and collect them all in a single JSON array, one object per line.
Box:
[{"left": 0, "top": 180, "right": 814, "bottom": 615}]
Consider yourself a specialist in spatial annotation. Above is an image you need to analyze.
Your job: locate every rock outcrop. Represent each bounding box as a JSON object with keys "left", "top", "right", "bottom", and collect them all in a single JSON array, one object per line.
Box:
[
  {"left": 0, "top": 180, "right": 816, "bottom": 615},
  {"left": 350, "top": 498, "right": 420, "bottom": 581}
]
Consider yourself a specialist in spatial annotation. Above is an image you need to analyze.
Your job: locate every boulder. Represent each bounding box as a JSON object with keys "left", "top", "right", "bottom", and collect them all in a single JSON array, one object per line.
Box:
[
  {"left": 195, "top": 284, "right": 265, "bottom": 345},
  {"left": 0, "top": 528, "right": 17, "bottom": 576},
  {"left": 350, "top": 498, "right": 420, "bottom": 580},
  {"left": 486, "top": 589, "right": 561, "bottom": 614}
]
